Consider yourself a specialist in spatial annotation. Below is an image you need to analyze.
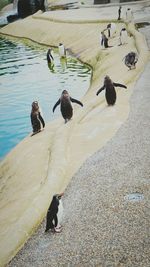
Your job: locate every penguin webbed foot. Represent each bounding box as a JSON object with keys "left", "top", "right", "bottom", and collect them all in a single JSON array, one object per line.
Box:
[
  {"left": 65, "top": 119, "right": 68, "bottom": 124},
  {"left": 45, "top": 227, "right": 56, "bottom": 233},
  {"left": 54, "top": 227, "right": 62, "bottom": 233},
  {"left": 31, "top": 129, "right": 41, "bottom": 137}
]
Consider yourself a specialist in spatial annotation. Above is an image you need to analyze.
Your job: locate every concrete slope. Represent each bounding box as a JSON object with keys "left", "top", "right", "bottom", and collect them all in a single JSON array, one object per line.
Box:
[{"left": 0, "top": 2, "right": 149, "bottom": 266}]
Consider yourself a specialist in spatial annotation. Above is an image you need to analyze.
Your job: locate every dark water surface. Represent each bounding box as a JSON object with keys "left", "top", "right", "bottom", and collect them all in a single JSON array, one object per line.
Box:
[{"left": 0, "top": 36, "right": 91, "bottom": 160}]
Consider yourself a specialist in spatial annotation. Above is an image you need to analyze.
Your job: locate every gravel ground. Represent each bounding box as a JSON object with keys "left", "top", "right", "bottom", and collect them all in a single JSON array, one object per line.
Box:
[
  {"left": 7, "top": 32, "right": 150, "bottom": 267},
  {"left": 7, "top": 5, "right": 150, "bottom": 267}
]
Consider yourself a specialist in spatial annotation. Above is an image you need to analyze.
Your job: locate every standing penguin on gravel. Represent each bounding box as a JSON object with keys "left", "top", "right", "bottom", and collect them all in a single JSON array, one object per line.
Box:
[
  {"left": 45, "top": 193, "right": 64, "bottom": 233},
  {"left": 96, "top": 76, "right": 127, "bottom": 105},
  {"left": 53, "top": 90, "right": 83, "bottom": 123}
]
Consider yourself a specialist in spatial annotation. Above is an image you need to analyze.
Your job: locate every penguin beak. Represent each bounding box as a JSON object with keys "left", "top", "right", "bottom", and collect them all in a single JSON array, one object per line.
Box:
[{"left": 58, "top": 193, "right": 64, "bottom": 199}]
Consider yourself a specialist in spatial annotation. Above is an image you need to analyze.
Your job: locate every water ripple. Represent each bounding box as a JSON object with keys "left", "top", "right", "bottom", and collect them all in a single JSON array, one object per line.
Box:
[{"left": 0, "top": 36, "right": 91, "bottom": 160}]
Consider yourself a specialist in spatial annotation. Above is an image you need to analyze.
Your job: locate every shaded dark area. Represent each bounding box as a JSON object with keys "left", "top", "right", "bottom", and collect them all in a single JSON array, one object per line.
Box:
[
  {"left": 94, "top": 0, "right": 110, "bottom": 4},
  {"left": 94, "top": 0, "right": 141, "bottom": 3},
  {"left": 135, "top": 22, "right": 150, "bottom": 29},
  {"left": 49, "top": 2, "right": 78, "bottom": 11},
  {"left": 18, "top": 0, "right": 45, "bottom": 18},
  {"left": 7, "top": 14, "right": 19, "bottom": 22},
  {"left": 120, "top": 0, "right": 141, "bottom": 2},
  {"left": 5, "top": 0, "right": 78, "bottom": 23},
  {"left": 6, "top": 0, "right": 46, "bottom": 22}
]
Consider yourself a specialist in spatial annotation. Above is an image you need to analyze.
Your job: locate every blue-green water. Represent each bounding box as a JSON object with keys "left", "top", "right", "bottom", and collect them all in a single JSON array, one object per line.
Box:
[{"left": 0, "top": 37, "right": 91, "bottom": 160}]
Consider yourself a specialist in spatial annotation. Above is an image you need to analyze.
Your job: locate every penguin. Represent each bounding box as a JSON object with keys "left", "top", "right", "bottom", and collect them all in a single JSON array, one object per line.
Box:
[
  {"left": 30, "top": 101, "right": 45, "bottom": 136},
  {"left": 124, "top": 52, "right": 138, "bottom": 70},
  {"left": 101, "top": 31, "right": 111, "bottom": 48},
  {"left": 53, "top": 90, "right": 83, "bottom": 123},
  {"left": 96, "top": 75, "right": 127, "bottom": 105},
  {"left": 47, "top": 48, "right": 54, "bottom": 64},
  {"left": 118, "top": 6, "right": 122, "bottom": 20},
  {"left": 105, "top": 23, "right": 116, "bottom": 38},
  {"left": 45, "top": 193, "right": 64, "bottom": 233},
  {"left": 126, "top": 8, "right": 133, "bottom": 22},
  {"left": 119, "top": 28, "right": 128, "bottom": 45},
  {"left": 58, "top": 43, "right": 66, "bottom": 58}
]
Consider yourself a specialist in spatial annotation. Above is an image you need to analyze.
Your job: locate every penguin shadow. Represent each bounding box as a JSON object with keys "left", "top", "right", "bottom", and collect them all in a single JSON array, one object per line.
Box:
[
  {"left": 30, "top": 128, "right": 44, "bottom": 137},
  {"left": 60, "top": 57, "right": 67, "bottom": 72},
  {"left": 118, "top": 42, "right": 128, "bottom": 46},
  {"left": 101, "top": 46, "right": 113, "bottom": 50},
  {"left": 47, "top": 62, "right": 55, "bottom": 73}
]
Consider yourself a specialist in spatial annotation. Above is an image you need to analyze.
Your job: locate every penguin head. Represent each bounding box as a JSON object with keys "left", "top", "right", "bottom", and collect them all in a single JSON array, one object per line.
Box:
[
  {"left": 107, "top": 23, "right": 111, "bottom": 29},
  {"left": 58, "top": 193, "right": 64, "bottom": 199},
  {"left": 62, "top": 90, "right": 69, "bottom": 97},
  {"left": 55, "top": 193, "right": 64, "bottom": 200},
  {"left": 32, "top": 101, "right": 39, "bottom": 112},
  {"left": 105, "top": 75, "right": 111, "bottom": 81},
  {"left": 104, "top": 75, "right": 112, "bottom": 85},
  {"left": 48, "top": 48, "right": 52, "bottom": 53}
]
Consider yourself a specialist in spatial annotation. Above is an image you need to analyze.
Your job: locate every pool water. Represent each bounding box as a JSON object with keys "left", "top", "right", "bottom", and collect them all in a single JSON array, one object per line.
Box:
[{"left": 0, "top": 37, "right": 91, "bottom": 160}]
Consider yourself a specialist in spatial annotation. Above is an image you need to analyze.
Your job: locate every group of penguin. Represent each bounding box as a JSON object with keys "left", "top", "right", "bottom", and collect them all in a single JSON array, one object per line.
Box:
[
  {"left": 101, "top": 6, "right": 138, "bottom": 69},
  {"left": 49, "top": 20, "right": 138, "bottom": 125},
  {"left": 101, "top": 22, "right": 138, "bottom": 70},
  {"left": 101, "top": 22, "right": 129, "bottom": 48},
  {"left": 47, "top": 43, "right": 66, "bottom": 65},
  {"left": 31, "top": 8, "right": 139, "bottom": 233}
]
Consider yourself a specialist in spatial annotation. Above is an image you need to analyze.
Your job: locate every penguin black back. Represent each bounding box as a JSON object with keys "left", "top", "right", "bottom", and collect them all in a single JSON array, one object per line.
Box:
[
  {"left": 60, "top": 90, "right": 73, "bottom": 121},
  {"left": 96, "top": 76, "right": 127, "bottom": 105},
  {"left": 45, "top": 193, "right": 63, "bottom": 233},
  {"left": 53, "top": 90, "right": 83, "bottom": 123},
  {"left": 104, "top": 76, "right": 116, "bottom": 105}
]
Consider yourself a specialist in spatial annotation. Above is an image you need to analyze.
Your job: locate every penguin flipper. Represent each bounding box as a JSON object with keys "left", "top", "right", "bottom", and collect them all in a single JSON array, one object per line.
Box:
[
  {"left": 113, "top": 82, "right": 127, "bottom": 89},
  {"left": 96, "top": 85, "right": 105, "bottom": 96},
  {"left": 53, "top": 99, "right": 61, "bottom": 112},
  {"left": 70, "top": 97, "right": 83, "bottom": 107}
]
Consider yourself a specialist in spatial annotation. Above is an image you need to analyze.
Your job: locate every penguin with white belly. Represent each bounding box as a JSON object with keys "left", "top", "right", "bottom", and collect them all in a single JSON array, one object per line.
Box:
[
  {"left": 45, "top": 193, "right": 64, "bottom": 233},
  {"left": 126, "top": 8, "right": 133, "bottom": 22},
  {"left": 119, "top": 28, "right": 128, "bottom": 45},
  {"left": 58, "top": 43, "right": 66, "bottom": 58}
]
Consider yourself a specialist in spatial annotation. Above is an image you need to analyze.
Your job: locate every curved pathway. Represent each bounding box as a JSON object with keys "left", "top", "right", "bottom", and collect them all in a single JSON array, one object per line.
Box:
[{"left": 7, "top": 2, "right": 150, "bottom": 267}]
